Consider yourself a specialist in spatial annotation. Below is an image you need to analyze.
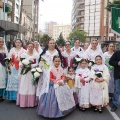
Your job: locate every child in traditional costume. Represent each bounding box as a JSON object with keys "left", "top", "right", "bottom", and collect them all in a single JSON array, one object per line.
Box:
[
  {"left": 75, "top": 59, "right": 91, "bottom": 111},
  {"left": 90, "top": 55, "right": 110, "bottom": 113},
  {"left": 37, "top": 56, "right": 75, "bottom": 118}
]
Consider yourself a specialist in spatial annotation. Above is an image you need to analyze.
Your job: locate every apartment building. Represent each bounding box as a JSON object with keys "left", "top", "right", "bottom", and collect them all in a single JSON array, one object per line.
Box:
[
  {"left": 45, "top": 21, "right": 57, "bottom": 37},
  {"left": 71, "top": 0, "right": 114, "bottom": 41},
  {"left": 53, "top": 24, "right": 71, "bottom": 41}
]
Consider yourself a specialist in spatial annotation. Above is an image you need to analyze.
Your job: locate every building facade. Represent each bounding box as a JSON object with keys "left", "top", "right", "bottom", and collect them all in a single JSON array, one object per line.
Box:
[
  {"left": 45, "top": 21, "right": 57, "bottom": 37},
  {"left": 53, "top": 24, "right": 71, "bottom": 41},
  {"left": 71, "top": 0, "right": 115, "bottom": 41}
]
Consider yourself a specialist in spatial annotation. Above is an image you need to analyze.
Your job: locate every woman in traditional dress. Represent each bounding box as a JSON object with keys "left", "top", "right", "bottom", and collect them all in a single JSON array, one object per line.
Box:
[
  {"left": 90, "top": 55, "right": 110, "bottom": 113},
  {"left": 0, "top": 37, "right": 8, "bottom": 101},
  {"left": 34, "top": 41, "right": 43, "bottom": 55},
  {"left": 37, "top": 56, "right": 75, "bottom": 118},
  {"left": 6, "top": 39, "right": 26, "bottom": 101},
  {"left": 103, "top": 43, "right": 115, "bottom": 100},
  {"left": 84, "top": 40, "right": 103, "bottom": 61},
  {"left": 17, "top": 42, "right": 39, "bottom": 107},
  {"left": 71, "top": 39, "right": 83, "bottom": 54},
  {"left": 36, "top": 39, "right": 62, "bottom": 107},
  {"left": 75, "top": 59, "right": 91, "bottom": 111},
  {"left": 62, "top": 41, "right": 77, "bottom": 74},
  {"left": 78, "top": 42, "right": 90, "bottom": 58}
]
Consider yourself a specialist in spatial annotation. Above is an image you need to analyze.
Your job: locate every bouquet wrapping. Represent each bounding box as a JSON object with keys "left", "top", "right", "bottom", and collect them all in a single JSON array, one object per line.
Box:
[
  {"left": 4, "top": 57, "right": 11, "bottom": 74},
  {"left": 31, "top": 67, "right": 42, "bottom": 85},
  {"left": 20, "top": 58, "right": 32, "bottom": 75}
]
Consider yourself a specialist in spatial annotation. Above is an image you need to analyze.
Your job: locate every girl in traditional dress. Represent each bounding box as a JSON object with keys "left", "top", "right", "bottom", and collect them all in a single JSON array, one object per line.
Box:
[
  {"left": 66, "top": 67, "right": 75, "bottom": 91},
  {"left": 17, "top": 42, "right": 39, "bottom": 107},
  {"left": 90, "top": 55, "right": 110, "bottom": 113},
  {"left": 6, "top": 39, "right": 26, "bottom": 101},
  {"left": 84, "top": 40, "right": 103, "bottom": 61},
  {"left": 0, "top": 37, "right": 8, "bottom": 101},
  {"left": 62, "top": 41, "right": 77, "bottom": 74},
  {"left": 75, "top": 59, "right": 91, "bottom": 111},
  {"left": 37, "top": 56, "right": 75, "bottom": 118},
  {"left": 36, "top": 39, "right": 62, "bottom": 109},
  {"left": 34, "top": 41, "right": 43, "bottom": 55},
  {"left": 103, "top": 43, "right": 115, "bottom": 100}
]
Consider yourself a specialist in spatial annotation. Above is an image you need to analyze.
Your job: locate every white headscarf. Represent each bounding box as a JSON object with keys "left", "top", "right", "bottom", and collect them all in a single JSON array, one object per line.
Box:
[
  {"left": 0, "top": 37, "right": 8, "bottom": 55},
  {"left": 33, "top": 41, "right": 43, "bottom": 55},
  {"left": 86, "top": 40, "right": 102, "bottom": 53}
]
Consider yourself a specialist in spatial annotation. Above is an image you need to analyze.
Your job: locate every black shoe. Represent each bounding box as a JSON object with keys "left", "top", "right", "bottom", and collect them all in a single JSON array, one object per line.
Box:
[
  {"left": 94, "top": 108, "right": 98, "bottom": 112},
  {"left": 79, "top": 107, "right": 82, "bottom": 111},
  {"left": 99, "top": 109, "right": 102, "bottom": 113},
  {"left": 111, "top": 106, "right": 117, "bottom": 112},
  {"left": 0, "top": 98, "right": 4, "bottom": 102},
  {"left": 82, "top": 108, "right": 86, "bottom": 112}
]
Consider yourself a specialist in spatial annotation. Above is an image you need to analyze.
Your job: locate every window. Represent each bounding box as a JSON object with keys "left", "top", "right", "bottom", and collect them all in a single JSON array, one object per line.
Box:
[
  {"left": 16, "top": 17, "right": 19, "bottom": 22},
  {"left": 16, "top": 4, "right": 19, "bottom": 13}
]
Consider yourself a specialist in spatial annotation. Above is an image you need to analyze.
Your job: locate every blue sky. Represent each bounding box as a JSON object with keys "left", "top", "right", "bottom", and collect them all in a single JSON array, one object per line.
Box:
[{"left": 39, "top": 0, "right": 72, "bottom": 30}]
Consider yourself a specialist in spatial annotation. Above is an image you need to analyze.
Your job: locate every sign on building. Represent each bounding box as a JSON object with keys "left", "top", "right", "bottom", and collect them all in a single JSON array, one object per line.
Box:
[{"left": 111, "top": 8, "right": 120, "bottom": 36}]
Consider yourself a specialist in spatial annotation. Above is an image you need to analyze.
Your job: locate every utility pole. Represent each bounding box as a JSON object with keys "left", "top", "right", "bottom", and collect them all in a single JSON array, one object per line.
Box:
[{"left": 105, "top": 0, "right": 109, "bottom": 41}]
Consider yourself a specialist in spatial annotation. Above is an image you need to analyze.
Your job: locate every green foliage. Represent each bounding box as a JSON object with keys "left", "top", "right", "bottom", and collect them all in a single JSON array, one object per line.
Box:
[
  {"left": 38, "top": 34, "right": 51, "bottom": 47},
  {"left": 56, "top": 32, "right": 65, "bottom": 46},
  {"left": 106, "top": 0, "right": 120, "bottom": 11},
  {"left": 68, "top": 28, "right": 87, "bottom": 43},
  {"left": 40, "top": 34, "right": 51, "bottom": 46}
]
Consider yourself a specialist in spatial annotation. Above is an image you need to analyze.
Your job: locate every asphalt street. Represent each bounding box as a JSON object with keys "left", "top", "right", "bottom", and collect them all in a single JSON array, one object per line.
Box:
[{"left": 0, "top": 100, "right": 120, "bottom": 120}]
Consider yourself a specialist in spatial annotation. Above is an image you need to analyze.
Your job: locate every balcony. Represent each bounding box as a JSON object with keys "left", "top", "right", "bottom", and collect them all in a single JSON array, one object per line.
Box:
[
  {"left": 7, "top": 0, "right": 12, "bottom": 8},
  {"left": 72, "top": 0, "right": 84, "bottom": 13}
]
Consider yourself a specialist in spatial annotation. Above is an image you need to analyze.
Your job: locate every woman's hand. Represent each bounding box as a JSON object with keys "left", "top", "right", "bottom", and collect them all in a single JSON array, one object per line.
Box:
[
  {"left": 95, "top": 78, "right": 104, "bottom": 82},
  {"left": 80, "top": 78, "right": 85, "bottom": 83},
  {"left": 20, "top": 65, "right": 24, "bottom": 68},
  {"left": 15, "top": 58, "right": 20, "bottom": 62}
]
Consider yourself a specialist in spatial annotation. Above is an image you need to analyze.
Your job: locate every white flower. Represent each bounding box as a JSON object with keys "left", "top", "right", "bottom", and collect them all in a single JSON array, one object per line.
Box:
[
  {"left": 34, "top": 72, "right": 40, "bottom": 78},
  {"left": 36, "top": 68, "right": 42, "bottom": 73},
  {"left": 22, "top": 59, "right": 30, "bottom": 65},
  {"left": 31, "top": 68, "right": 36, "bottom": 72},
  {"left": 75, "top": 57, "right": 81, "bottom": 62},
  {"left": 88, "top": 62, "right": 92, "bottom": 67},
  {"left": 5, "top": 57, "right": 11, "bottom": 60}
]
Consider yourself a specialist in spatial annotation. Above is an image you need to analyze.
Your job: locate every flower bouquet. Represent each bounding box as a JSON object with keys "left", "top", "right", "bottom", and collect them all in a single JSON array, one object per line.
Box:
[
  {"left": 94, "top": 69, "right": 104, "bottom": 89},
  {"left": 20, "top": 58, "right": 32, "bottom": 75},
  {"left": 94, "top": 69, "right": 103, "bottom": 78},
  {"left": 31, "top": 67, "right": 42, "bottom": 85},
  {"left": 105, "top": 58, "right": 114, "bottom": 70},
  {"left": 73, "top": 55, "right": 82, "bottom": 63},
  {"left": 4, "top": 57, "right": 11, "bottom": 74},
  {"left": 88, "top": 60, "right": 95, "bottom": 69},
  {"left": 40, "top": 57, "right": 50, "bottom": 69},
  {"left": 79, "top": 74, "right": 88, "bottom": 86}
]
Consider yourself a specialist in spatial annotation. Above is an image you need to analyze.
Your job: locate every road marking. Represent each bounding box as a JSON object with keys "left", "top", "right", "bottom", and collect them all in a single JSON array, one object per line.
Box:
[{"left": 106, "top": 106, "right": 120, "bottom": 120}]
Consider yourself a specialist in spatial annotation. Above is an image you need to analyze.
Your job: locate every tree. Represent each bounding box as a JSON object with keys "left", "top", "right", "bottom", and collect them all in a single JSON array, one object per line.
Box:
[
  {"left": 40, "top": 34, "right": 51, "bottom": 46},
  {"left": 68, "top": 28, "right": 87, "bottom": 43},
  {"left": 56, "top": 32, "right": 65, "bottom": 46}
]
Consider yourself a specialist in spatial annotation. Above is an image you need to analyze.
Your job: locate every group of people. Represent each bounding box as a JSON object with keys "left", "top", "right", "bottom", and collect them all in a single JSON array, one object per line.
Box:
[{"left": 0, "top": 37, "right": 119, "bottom": 118}]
